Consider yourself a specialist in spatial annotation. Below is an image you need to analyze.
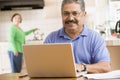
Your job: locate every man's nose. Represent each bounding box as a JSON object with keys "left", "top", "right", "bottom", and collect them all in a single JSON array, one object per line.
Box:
[{"left": 67, "top": 14, "right": 74, "bottom": 20}]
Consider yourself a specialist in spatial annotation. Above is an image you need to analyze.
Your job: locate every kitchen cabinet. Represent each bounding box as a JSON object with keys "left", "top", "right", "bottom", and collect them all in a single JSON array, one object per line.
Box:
[
  {"left": 0, "top": 42, "right": 11, "bottom": 74},
  {"left": 0, "top": 41, "right": 43, "bottom": 74},
  {"left": 105, "top": 37, "right": 120, "bottom": 70},
  {"left": 107, "top": 46, "right": 120, "bottom": 70}
]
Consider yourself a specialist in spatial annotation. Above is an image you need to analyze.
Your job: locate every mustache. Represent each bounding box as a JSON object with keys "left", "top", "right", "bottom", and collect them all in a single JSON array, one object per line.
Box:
[{"left": 65, "top": 20, "right": 78, "bottom": 24}]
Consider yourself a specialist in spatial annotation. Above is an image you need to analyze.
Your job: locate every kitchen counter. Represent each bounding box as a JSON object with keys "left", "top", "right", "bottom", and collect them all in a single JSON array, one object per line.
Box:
[
  {"left": 105, "top": 36, "right": 120, "bottom": 46},
  {"left": 25, "top": 40, "right": 43, "bottom": 45},
  {"left": 26, "top": 37, "right": 120, "bottom": 46},
  {"left": 0, "top": 38, "right": 120, "bottom": 72},
  {"left": 0, "top": 36, "right": 120, "bottom": 46}
]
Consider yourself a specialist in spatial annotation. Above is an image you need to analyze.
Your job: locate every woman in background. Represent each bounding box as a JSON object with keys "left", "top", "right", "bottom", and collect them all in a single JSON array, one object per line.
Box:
[{"left": 8, "top": 13, "right": 37, "bottom": 73}]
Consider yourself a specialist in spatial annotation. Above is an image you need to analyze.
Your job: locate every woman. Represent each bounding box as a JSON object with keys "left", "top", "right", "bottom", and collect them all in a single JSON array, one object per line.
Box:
[{"left": 8, "top": 13, "right": 37, "bottom": 73}]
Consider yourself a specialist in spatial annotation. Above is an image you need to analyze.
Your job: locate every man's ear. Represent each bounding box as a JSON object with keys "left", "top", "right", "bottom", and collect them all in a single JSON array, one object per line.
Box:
[{"left": 83, "top": 11, "right": 87, "bottom": 16}]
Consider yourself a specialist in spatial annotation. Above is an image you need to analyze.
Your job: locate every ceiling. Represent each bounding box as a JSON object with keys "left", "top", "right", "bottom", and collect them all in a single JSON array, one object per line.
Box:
[{"left": 0, "top": 0, "right": 45, "bottom": 11}]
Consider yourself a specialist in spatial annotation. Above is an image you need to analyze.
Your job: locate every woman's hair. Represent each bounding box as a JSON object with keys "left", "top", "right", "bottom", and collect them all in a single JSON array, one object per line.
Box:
[
  {"left": 61, "top": 0, "right": 85, "bottom": 11},
  {"left": 11, "top": 13, "right": 22, "bottom": 23}
]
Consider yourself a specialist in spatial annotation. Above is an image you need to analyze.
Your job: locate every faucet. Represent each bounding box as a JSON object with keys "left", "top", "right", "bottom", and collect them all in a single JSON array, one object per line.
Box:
[{"left": 115, "top": 20, "right": 120, "bottom": 38}]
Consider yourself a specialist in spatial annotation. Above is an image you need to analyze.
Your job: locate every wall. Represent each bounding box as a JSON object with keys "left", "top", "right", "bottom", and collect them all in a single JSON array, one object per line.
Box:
[
  {"left": 0, "top": 0, "right": 110, "bottom": 42},
  {"left": 0, "top": 0, "right": 63, "bottom": 42},
  {"left": 0, "top": 10, "right": 62, "bottom": 42},
  {"left": 109, "top": 1, "right": 120, "bottom": 29}
]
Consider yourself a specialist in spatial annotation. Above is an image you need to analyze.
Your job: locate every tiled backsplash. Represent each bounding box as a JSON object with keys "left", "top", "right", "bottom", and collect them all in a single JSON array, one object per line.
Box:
[{"left": 0, "top": 10, "right": 62, "bottom": 42}]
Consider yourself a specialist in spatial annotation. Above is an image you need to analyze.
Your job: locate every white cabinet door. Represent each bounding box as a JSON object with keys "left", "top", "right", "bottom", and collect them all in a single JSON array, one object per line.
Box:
[{"left": 0, "top": 42, "right": 11, "bottom": 74}]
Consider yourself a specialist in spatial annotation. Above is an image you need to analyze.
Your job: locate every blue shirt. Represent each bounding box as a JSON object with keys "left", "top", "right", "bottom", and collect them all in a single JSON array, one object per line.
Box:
[{"left": 44, "top": 25, "right": 110, "bottom": 64}]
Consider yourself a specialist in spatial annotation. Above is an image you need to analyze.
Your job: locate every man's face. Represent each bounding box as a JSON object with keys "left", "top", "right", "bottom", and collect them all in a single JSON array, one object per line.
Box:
[{"left": 62, "top": 2, "right": 86, "bottom": 33}]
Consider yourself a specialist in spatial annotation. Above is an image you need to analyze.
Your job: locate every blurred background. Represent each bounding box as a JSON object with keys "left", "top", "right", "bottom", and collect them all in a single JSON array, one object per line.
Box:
[{"left": 0, "top": 0, "right": 120, "bottom": 74}]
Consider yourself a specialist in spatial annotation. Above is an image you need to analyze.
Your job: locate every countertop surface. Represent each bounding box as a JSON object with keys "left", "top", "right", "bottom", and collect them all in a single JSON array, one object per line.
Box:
[
  {"left": 1, "top": 36, "right": 120, "bottom": 46},
  {"left": 105, "top": 36, "right": 120, "bottom": 46}
]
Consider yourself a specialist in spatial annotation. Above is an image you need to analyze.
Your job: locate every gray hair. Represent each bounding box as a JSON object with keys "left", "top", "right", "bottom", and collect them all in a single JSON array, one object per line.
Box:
[{"left": 61, "top": 0, "right": 85, "bottom": 11}]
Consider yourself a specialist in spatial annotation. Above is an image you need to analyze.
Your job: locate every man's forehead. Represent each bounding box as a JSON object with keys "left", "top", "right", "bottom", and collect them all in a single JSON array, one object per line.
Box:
[{"left": 62, "top": 3, "right": 81, "bottom": 11}]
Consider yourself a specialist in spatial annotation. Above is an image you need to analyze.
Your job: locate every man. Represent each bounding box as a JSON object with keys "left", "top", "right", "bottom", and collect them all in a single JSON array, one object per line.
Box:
[{"left": 44, "top": 0, "right": 111, "bottom": 73}]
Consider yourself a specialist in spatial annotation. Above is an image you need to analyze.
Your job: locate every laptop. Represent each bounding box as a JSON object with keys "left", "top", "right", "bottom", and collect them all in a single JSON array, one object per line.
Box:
[{"left": 22, "top": 43, "right": 86, "bottom": 78}]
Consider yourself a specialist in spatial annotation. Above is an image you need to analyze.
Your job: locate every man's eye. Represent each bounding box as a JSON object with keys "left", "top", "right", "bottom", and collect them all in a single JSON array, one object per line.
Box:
[
  {"left": 63, "top": 12, "right": 69, "bottom": 16},
  {"left": 73, "top": 12, "right": 78, "bottom": 16}
]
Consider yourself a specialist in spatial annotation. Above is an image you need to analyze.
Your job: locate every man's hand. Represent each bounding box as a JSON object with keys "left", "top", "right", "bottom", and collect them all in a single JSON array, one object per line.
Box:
[
  {"left": 76, "top": 62, "right": 111, "bottom": 73},
  {"left": 76, "top": 64, "right": 84, "bottom": 72},
  {"left": 34, "top": 28, "right": 39, "bottom": 32}
]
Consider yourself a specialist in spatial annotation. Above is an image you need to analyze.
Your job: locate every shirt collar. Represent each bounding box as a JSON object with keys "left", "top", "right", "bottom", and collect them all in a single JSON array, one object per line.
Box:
[{"left": 80, "top": 25, "right": 88, "bottom": 37}]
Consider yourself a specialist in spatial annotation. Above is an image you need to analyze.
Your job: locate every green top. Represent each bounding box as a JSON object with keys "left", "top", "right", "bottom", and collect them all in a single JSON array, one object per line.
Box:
[{"left": 8, "top": 24, "right": 35, "bottom": 53}]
